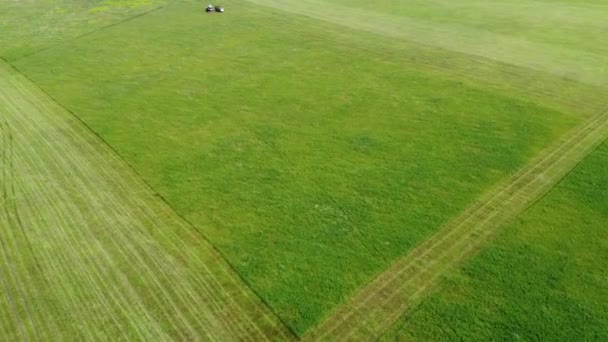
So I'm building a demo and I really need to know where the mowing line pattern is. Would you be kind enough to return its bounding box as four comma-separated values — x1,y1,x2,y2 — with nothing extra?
243,1,607,118
305,105,608,340
0,60,294,340
244,0,608,88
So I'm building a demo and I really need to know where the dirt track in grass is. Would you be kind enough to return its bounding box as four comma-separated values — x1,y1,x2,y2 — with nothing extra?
0,59,295,340
306,104,608,340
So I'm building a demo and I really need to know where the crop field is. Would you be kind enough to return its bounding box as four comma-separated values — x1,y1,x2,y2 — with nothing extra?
384,141,608,340
1,0,607,340
0,58,292,340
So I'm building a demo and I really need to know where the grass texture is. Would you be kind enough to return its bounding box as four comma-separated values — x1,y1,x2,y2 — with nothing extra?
2,0,607,336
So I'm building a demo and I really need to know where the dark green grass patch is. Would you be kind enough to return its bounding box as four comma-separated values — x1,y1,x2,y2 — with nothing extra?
385,142,608,340
15,1,581,334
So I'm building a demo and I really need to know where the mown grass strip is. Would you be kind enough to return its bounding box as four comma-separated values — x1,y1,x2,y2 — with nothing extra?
0,59,295,340
12,1,592,332
306,104,608,340
242,0,608,118
244,0,608,88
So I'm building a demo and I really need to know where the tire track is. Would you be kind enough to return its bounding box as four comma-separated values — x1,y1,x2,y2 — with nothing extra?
0,57,294,339
5,70,288,340
9,109,201,340
12,180,121,340
5,94,153,341
0,229,25,341
306,106,608,340
0,113,73,340
1,113,55,341
4,56,260,342
1,70,160,340
0,107,38,341
2,59,276,342
29,83,296,342
6,58,284,338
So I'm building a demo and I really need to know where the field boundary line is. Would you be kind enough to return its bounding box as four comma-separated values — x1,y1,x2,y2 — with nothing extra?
0,59,297,340
243,2,607,118
8,73,280,339
8,56,298,340
10,5,166,63
305,105,608,340
242,0,608,88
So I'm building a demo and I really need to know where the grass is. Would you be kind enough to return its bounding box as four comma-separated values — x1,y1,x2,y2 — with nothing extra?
306,107,608,340
0,58,292,340
246,0,608,87
384,141,608,340
299,0,608,59
11,0,588,334
0,0,165,61
242,0,608,117
2,0,607,338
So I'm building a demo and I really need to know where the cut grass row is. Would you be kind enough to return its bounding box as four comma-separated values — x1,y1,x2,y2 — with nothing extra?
384,141,608,341
311,0,608,58
244,0,608,88
305,103,608,340
242,2,607,118
0,60,293,340
12,1,585,333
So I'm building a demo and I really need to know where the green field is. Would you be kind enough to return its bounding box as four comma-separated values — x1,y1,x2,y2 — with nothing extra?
1,0,607,339
0,0,166,61
385,141,608,340
0,55,292,340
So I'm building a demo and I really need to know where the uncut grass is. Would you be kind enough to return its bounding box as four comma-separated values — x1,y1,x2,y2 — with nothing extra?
16,1,580,333
0,0,165,61
305,106,608,340
314,0,608,58
243,5,607,118
0,61,292,340
383,142,608,341
245,0,608,88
